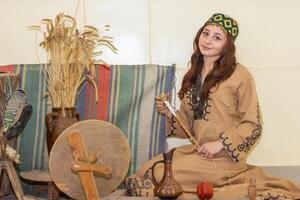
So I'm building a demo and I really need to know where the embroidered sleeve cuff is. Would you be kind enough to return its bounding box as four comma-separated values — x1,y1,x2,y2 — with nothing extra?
236,126,262,154
167,115,176,137
218,132,240,162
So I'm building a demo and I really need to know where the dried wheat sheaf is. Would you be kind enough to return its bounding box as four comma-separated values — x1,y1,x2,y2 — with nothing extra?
29,13,117,108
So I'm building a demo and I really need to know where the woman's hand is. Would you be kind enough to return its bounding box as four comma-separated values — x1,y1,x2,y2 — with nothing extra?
155,93,172,118
198,141,224,159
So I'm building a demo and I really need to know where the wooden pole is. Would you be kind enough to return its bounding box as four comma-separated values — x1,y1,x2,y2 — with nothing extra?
155,93,200,151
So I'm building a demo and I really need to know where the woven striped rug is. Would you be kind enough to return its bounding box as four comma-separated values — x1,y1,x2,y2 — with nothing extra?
0,64,175,175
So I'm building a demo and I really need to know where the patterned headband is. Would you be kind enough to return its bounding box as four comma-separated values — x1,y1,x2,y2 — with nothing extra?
206,13,239,40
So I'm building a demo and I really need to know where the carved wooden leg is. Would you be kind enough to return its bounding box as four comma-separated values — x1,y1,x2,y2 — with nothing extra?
48,182,60,200
0,160,24,200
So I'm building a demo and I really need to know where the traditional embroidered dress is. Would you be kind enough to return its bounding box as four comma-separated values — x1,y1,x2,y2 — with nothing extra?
126,64,300,199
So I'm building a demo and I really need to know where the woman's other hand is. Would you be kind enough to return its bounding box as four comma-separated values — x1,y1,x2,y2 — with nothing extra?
198,141,224,159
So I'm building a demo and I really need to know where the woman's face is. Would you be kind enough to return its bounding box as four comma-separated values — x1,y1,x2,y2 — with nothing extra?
198,24,228,59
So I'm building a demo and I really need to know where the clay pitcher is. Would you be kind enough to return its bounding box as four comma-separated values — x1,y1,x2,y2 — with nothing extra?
45,107,79,153
151,148,183,199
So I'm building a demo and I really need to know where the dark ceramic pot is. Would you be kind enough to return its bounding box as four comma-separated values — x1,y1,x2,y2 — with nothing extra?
45,107,79,153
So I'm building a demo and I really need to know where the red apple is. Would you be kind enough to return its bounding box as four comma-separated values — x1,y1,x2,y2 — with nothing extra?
196,181,214,200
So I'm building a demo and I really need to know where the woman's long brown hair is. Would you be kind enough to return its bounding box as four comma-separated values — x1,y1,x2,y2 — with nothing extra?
178,24,237,101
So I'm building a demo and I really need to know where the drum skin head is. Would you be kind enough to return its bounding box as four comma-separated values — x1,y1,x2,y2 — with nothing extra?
49,120,130,199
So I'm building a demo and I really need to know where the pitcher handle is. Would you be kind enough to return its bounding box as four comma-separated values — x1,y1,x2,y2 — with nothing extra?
151,160,164,187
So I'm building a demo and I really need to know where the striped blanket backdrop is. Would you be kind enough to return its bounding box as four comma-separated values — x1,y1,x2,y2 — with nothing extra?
0,64,175,175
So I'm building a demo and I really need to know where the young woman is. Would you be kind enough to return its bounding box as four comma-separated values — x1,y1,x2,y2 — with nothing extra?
126,13,300,199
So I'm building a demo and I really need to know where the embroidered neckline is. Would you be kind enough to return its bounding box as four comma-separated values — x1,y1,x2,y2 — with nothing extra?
191,76,211,120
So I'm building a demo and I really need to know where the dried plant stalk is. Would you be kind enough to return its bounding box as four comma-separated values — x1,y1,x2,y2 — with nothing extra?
29,13,117,108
